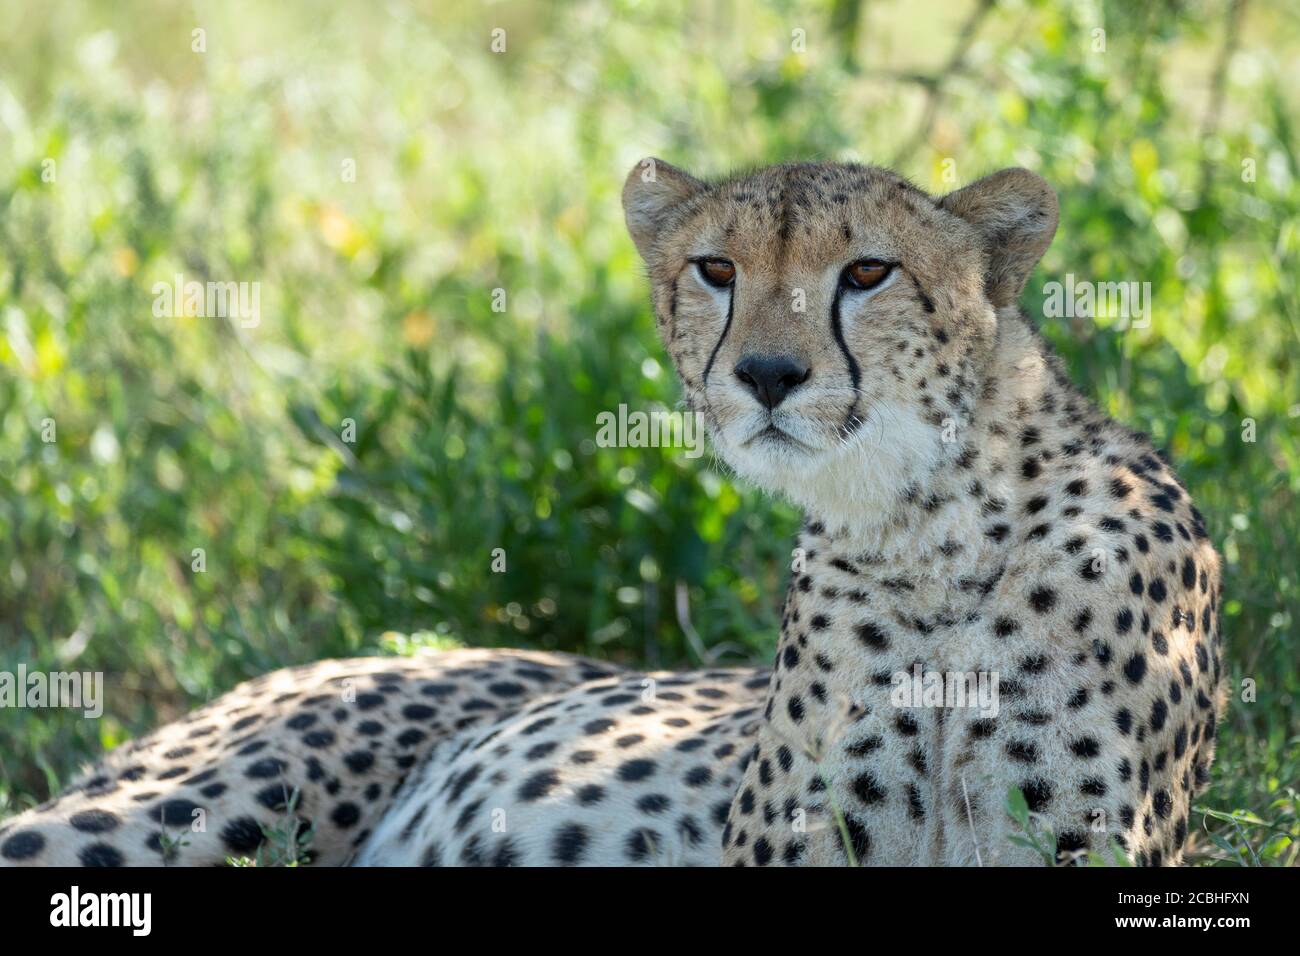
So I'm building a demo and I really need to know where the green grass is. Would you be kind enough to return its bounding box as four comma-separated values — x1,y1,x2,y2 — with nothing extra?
0,0,1296,865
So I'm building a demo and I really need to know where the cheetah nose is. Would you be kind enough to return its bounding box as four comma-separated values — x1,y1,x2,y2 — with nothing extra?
733,355,812,410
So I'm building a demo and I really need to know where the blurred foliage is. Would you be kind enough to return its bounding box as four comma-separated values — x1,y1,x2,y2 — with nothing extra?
0,0,1296,865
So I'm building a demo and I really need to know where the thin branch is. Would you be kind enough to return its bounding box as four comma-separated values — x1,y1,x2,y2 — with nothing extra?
891,0,998,166
1197,0,1249,205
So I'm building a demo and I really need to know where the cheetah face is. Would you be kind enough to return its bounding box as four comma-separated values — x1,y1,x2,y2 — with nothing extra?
623,159,1057,530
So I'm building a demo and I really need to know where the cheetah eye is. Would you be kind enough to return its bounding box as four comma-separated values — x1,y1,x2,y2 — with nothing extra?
842,259,894,291
696,258,736,289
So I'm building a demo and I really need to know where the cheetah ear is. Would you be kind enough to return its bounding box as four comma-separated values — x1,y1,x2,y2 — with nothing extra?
938,168,1059,309
622,157,706,262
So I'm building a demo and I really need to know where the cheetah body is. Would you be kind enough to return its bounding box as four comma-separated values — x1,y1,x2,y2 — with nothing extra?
1,160,1224,867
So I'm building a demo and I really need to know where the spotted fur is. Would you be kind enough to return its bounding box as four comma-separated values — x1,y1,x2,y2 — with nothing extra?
0,651,617,866
1,160,1224,867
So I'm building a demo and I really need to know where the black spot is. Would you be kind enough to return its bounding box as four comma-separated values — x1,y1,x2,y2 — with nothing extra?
738,788,755,814
490,839,519,867
685,766,712,787
1123,653,1147,685
624,827,661,862
344,750,375,774
1081,778,1107,797
78,843,125,867
852,772,885,805
1,830,45,861
553,823,588,865
776,746,794,772
245,757,289,779
1006,740,1039,763
894,714,919,736
1022,779,1053,813
1019,655,1050,675
837,814,871,862
637,794,671,814
1069,737,1100,758
1150,698,1168,732
994,618,1020,637
221,816,265,853
617,759,657,782
1055,830,1088,864
397,728,427,748
1028,587,1057,613
786,695,805,722
154,799,202,826
256,782,293,811
856,621,889,650
518,769,561,801
847,735,883,756
69,810,121,834
331,802,361,829
419,842,443,867
1115,709,1133,735
460,835,486,866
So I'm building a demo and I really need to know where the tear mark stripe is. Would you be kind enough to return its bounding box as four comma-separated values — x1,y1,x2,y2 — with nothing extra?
702,283,735,387
830,288,862,432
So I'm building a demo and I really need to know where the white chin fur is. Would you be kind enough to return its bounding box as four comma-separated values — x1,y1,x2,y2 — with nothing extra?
714,400,943,537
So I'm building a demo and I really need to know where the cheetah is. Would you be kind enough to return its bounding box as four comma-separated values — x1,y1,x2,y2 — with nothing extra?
0,159,1223,867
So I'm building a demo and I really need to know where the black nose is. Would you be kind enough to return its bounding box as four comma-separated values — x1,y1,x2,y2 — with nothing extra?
733,355,812,410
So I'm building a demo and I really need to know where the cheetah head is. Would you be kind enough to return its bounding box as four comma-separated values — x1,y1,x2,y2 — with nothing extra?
622,159,1058,532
